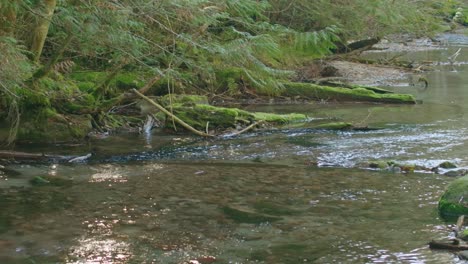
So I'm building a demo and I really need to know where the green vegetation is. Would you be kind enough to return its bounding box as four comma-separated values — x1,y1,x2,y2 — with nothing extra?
439,175,468,217
0,0,461,142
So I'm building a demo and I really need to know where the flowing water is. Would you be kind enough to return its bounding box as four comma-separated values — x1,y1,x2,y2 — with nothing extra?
2,35,468,263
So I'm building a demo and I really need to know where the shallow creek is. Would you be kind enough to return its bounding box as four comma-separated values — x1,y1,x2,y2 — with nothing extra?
2,36,468,263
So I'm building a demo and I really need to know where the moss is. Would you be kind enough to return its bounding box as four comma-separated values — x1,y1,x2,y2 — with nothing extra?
69,71,107,83
169,104,254,130
163,102,308,131
222,206,282,224
77,81,96,93
325,82,394,94
114,72,144,89
159,94,209,107
16,114,91,143
17,89,51,111
282,82,416,104
438,175,468,218
252,112,307,124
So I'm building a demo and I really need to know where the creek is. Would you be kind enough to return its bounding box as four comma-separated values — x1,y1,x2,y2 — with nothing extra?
2,35,468,263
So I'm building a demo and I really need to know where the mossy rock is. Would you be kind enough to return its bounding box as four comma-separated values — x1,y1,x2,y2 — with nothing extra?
222,206,282,224
282,82,416,104
438,175,468,218
438,161,457,169
369,161,390,169
159,94,209,107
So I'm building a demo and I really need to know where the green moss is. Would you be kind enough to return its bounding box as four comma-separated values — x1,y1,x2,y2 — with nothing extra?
222,206,282,224
438,175,468,218
77,81,96,92
252,112,307,124
282,82,416,104
70,71,107,82
159,94,209,107
114,72,144,89
16,114,91,143
169,104,253,130
165,103,308,131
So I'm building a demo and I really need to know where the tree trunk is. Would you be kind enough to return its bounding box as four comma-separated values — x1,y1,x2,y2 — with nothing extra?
32,34,74,80
30,0,57,63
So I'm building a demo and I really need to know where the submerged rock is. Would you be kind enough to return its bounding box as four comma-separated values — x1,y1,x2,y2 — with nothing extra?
438,175,468,218
369,161,389,170
222,206,282,224
444,169,468,177
438,161,458,169
30,175,73,187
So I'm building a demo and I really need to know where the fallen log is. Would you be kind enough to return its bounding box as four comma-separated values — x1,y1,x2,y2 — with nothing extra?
282,82,416,104
429,240,468,250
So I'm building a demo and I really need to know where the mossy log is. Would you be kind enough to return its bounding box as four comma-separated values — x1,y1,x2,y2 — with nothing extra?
320,81,395,94
166,103,307,131
282,82,416,104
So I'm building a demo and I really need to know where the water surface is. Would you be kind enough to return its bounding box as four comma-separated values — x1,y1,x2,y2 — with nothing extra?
1,37,468,263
